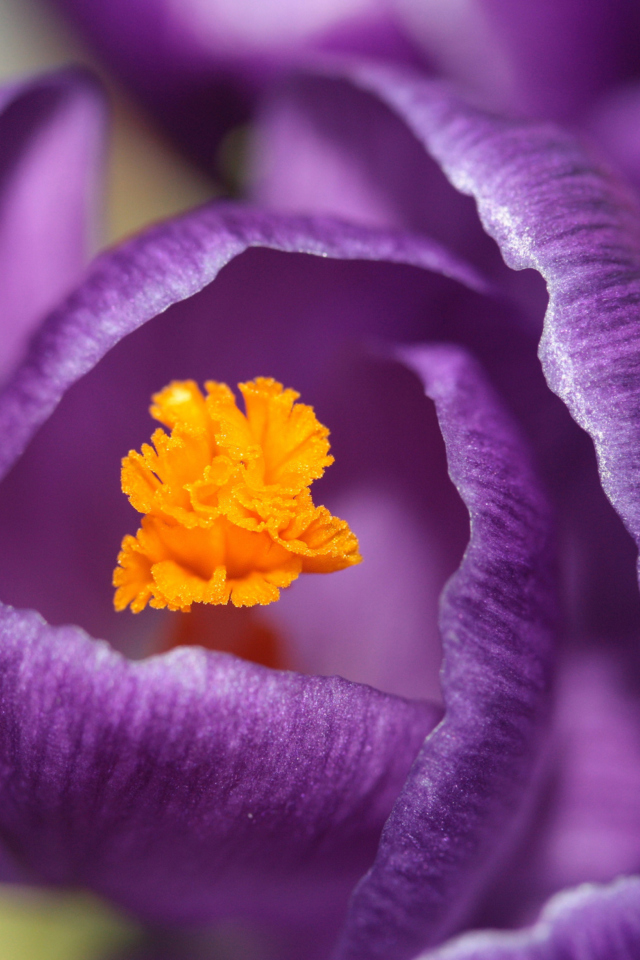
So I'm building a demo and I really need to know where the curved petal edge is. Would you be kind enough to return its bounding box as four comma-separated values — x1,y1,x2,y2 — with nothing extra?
332,61,640,572
424,875,640,960
0,602,441,925
333,344,555,960
0,67,106,385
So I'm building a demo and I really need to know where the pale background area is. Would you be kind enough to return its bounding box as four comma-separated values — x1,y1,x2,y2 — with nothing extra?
0,0,216,244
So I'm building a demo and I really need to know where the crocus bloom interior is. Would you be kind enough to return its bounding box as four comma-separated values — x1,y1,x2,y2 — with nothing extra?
6,50,640,960
0,176,554,960
114,376,360,611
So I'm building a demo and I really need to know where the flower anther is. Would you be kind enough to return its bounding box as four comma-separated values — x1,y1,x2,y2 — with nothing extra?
113,377,361,611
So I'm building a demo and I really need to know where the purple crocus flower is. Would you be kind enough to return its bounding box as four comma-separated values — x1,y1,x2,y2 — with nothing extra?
3,30,640,960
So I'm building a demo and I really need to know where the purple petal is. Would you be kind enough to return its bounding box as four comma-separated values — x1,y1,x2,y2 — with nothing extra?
251,71,558,344
52,0,422,168
588,82,640,191
473,649,640,930
333,63,640,569
333,344,554,960
0,603,439,934
0,68,105,386
393,0,640,121
533,653,640,896
424,875,640,960
251,74,503,282
260,64,640,651
0,198,555,945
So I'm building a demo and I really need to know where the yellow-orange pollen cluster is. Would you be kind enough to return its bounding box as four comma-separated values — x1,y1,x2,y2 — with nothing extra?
113,378,361,611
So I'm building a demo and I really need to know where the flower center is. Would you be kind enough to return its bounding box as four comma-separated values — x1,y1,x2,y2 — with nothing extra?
113,377,361,612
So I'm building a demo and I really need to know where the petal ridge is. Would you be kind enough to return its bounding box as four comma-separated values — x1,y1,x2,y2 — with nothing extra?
333,62,640,571
0,601,440,926
333,344,555,960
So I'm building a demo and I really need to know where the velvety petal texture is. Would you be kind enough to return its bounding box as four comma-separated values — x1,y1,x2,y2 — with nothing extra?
423,876,640,960
334,344,554,960
0,68,105,386
0,603,439,930
253,62,640,665
336,62,640,570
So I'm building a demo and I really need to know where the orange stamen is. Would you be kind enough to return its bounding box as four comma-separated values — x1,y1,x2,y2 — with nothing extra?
113,378,361,611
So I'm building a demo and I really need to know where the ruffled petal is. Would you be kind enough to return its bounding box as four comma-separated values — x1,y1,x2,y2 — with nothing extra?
249,72,640,649
333,344,555,960
263,62,639,658
0,164,560,956
0,602,440,932
422,876,640,960
0,68,106,385
0,204,490,939
333,63,640,570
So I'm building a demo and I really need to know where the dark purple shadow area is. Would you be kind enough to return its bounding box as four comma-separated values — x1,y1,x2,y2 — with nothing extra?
0,85,63,187
55,0,253,172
